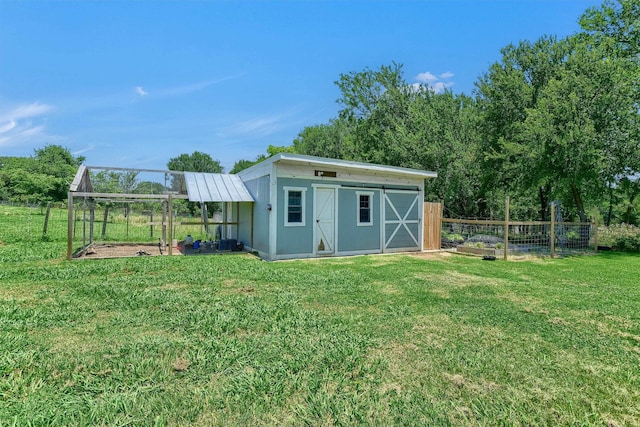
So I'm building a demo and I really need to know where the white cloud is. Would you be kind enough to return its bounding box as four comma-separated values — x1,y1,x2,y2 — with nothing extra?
0,102,53,123
416,72,438,83
0,102,56,148
136,86,149,96
413,71,455,94
0,124,46,147
431,81,455,93
218,106,301,139
224,116,282,137
71,145,96,156
146,74,246,99
0,119,16,134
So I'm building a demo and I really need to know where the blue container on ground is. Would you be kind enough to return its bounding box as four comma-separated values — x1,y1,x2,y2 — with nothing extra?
219,239,237,251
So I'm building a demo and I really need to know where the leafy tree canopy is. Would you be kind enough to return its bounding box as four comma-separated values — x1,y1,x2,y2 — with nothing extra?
230,145,296,173
167,151,223,173
167,151,224,215
0,145,84,203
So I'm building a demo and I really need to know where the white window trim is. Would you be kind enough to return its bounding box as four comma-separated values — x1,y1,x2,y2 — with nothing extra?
356,191,374,227
284,186,307,227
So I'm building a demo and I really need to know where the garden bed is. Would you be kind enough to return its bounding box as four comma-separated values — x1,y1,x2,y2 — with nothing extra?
456,245,496,256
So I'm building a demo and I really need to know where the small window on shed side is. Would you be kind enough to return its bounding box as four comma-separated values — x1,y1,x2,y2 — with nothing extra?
284,186,307,226
356,191,374,226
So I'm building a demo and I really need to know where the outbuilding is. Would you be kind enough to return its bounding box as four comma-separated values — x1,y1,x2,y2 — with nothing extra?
67,154,437,260
236,153,437,260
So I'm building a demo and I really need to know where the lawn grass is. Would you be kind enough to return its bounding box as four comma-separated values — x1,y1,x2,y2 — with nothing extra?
1,206,640,425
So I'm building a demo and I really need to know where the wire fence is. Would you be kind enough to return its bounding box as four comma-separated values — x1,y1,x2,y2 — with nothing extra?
441,219,596,258
4,200,637,259
64,195,245,259
438,198,599,258
1,200,233,244
0,201,68,243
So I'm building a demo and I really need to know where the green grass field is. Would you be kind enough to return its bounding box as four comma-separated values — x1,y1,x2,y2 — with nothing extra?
1,205,640,425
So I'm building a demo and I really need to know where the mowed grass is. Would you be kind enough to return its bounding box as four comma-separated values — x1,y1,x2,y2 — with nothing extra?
1,207,640,425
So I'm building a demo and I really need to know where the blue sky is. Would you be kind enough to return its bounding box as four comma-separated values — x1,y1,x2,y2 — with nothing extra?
0,0,602,172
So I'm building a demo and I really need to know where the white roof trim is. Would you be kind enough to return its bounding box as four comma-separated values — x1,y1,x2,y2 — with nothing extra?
241,153,437,179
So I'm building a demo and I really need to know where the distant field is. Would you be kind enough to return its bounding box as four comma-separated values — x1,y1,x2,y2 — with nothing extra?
0,204,209,250
1,205,639,425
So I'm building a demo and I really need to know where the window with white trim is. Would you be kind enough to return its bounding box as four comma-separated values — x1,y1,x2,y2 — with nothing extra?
284,187,307,226
356,191,374,226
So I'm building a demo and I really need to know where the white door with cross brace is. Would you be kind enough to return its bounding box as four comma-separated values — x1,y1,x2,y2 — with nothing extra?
314,187,336,255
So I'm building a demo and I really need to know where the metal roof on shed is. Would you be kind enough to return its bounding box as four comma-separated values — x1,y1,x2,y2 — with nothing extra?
184,172,254,203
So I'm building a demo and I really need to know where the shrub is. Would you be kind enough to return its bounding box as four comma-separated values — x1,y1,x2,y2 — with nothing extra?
442,233,464,243
613,235,640,252
598,224,640,249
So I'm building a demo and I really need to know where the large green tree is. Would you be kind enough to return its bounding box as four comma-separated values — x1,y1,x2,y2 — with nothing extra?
293,63,485,217
167,151,224,215
230,145,296,173
167,151,223,192
579,0,640,58
292,118,354,160
476,36,571,220
476,3,639,223
522,34,638,222
0,145,84,203
167,151,223,174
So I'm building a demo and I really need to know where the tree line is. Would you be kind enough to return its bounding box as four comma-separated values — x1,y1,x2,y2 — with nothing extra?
1,0,638,224
278,0,638,224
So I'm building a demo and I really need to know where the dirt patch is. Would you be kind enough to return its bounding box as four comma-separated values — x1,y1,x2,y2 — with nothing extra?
74,243,252,259
443,372,499,393
408,251,453,260
155,283,189,291
173,357,190,372
379,282,401,295
75,243,165,259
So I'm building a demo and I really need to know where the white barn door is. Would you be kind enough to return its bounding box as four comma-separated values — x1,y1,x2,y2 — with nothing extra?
314,187,336,255
383,190,421,252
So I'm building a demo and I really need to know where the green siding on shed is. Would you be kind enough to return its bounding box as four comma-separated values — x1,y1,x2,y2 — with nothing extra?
240,175,271,255
337,188,381,252
276,178,314,255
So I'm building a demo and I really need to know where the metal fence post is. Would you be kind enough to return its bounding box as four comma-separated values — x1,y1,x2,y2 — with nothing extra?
43,201,51,237
168,194,173,256
550,203,555,257
102,206,109,238
89,201,95,244
504,196,510,261
593,207,599,253
67,193,74,260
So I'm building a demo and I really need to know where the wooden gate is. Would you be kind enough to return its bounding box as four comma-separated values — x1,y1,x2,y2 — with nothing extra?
423,202,442,250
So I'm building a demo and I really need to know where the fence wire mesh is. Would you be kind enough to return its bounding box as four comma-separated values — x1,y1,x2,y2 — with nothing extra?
0,201,68,243
66,196,238,258
441,219,596,258
2,200,605,260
